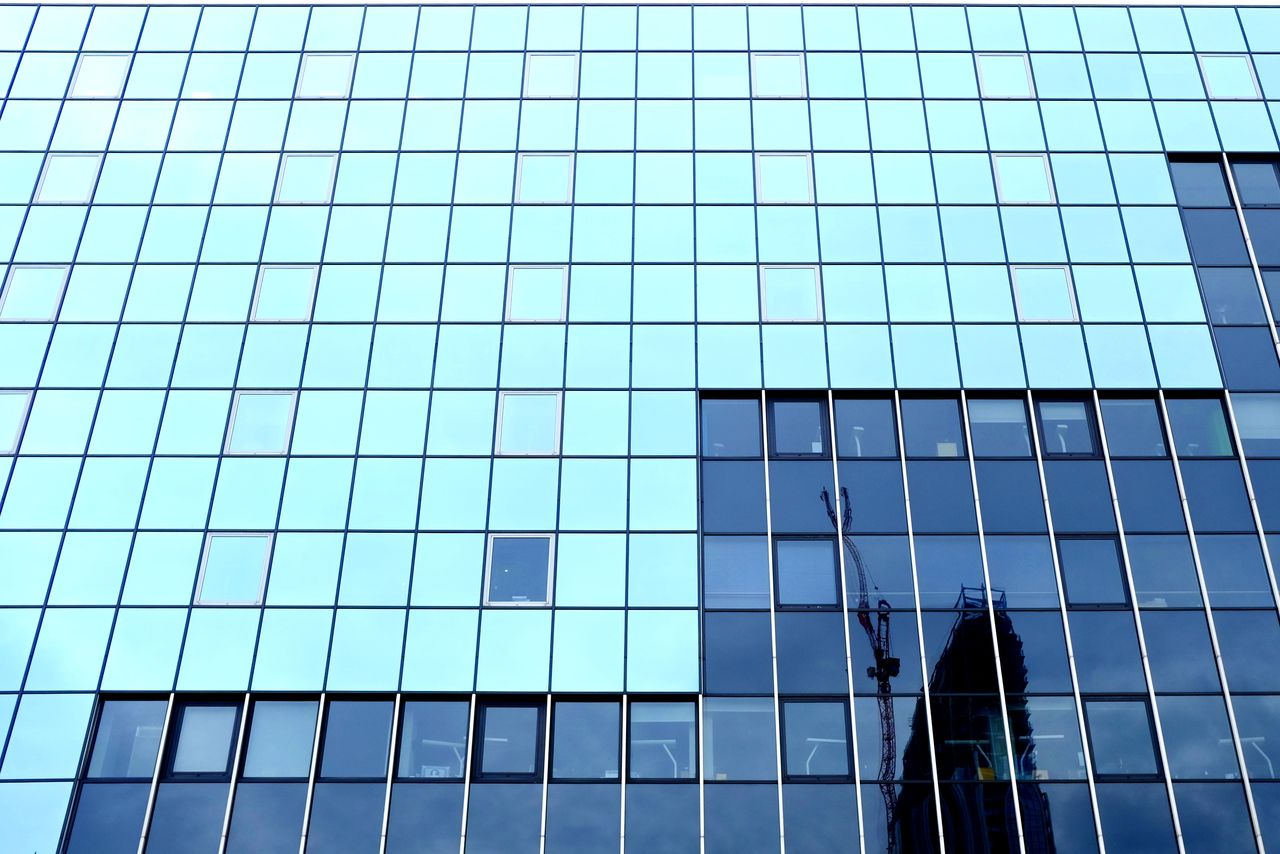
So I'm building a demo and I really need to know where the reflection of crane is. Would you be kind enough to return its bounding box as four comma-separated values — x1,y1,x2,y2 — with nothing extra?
823,486,901,853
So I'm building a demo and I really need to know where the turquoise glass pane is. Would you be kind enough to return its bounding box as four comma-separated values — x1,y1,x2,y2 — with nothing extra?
1201,55,1260,99
978,53,1033,97
994,154,1053,203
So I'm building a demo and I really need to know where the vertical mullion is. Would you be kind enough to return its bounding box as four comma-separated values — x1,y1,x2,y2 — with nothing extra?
619,694,628,852
756,390,787,854
1219,392,1280,624
1221,153,1280,352
298,692,328,853
216,693,254,854
458,694,478,854
378,693,404,854
135,692,176,854
539,694,552,854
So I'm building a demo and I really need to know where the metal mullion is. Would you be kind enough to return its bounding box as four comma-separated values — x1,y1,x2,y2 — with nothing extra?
539,693,552,854
1219,393,1280,616
823,390,867,854
1089,391,1186,854
378,693,404,854
892,391,947,853
297,692,328,854
457,694,478,854
956,391,1026,854
1221,154,1280,352
619,693,628,853
697,694,706,854
1155,391,1265,853
1022,390,1107,852
135,693,176,854
216,693,253,854
757,390,787,854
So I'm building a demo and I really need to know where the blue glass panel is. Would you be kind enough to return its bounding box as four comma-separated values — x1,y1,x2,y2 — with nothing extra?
834,398,897,457
906,461,977,533
320,701,393,779
1068,612,1147,693
1110,460,1186,533
985,535,1058,607
145,782,228,853
1216,327,1280,390
625,785,698,853
551,703,619,780
1180,460,1254,532
703,536,770,610
781,785,858,854
976,461,1048,533
914,535,984,607
838,461,908,533
1170,160,1231,206
1030,784,1099,852
775,612,848,694
999,611,1072,693
66,783,150,854
1043,462,1116,533
1095,783,1176,853
844,535,915,609
1175,783,1255,852
704,612,774,694
1216,610,1280,691
701,461,767,534
465,784,543,854
544,784,619,854
386,784,464,854
1142,611,1221,692
704,785,780,854
226,783,308,854
1126,534,1202,607
305,783,384,854
851,611,923,695
767,461,837,534
1198,534,1275,606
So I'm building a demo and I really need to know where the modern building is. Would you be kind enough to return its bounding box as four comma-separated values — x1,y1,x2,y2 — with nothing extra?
4,2,1280,851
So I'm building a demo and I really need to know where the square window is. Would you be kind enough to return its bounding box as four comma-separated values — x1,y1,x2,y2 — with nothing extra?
497,391,561,455
225,391,296,455
1012,266,1078,322
761,266,822,322
701,397,763,458
1200,54,1261,100
993,154,1055,204
87,700,168,778
704,536,771,609
507,266,568,322
516,153,573,203
485,534,554,606
70,53,129,98
296,53,354,98
166,703,240,776
275,154,336,204
524,53,578,98
977,53,1035,98
629,701,696,780
0,391,31,454
833,398,898,458
475,701,545,779
252,266,317,321
768,397,830,457
1058,537,1127,605
1232,162,1280,206
551,701,621,780
775,538,839,607
781,700,850,779
1037,400,1098,457
397,700,470,780
751,53,806,98
0,265,70,321
756,153,813,203
197,533,270,605
1084,699,1160,778
901,398,966,458
35,153,102,203
968,398,1032,457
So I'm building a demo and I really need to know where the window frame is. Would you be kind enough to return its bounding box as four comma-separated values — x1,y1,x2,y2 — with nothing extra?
760,265,823,322
224,389,298,456
505,264,569,323
0,264,71,322
779,697,854,782
316,695,397,782
1164,393,1237,458
195,532,273,606
1097,396,1170,460
750,51,808,99
626,696,699,782
496,390,563,456
273,153,338,205
833,395,899,460
472,698,548,782
992,152,1056,205
483,532,556,607
162,698,244,782
1198,53,1262,101
975,52,1036,99
523,52,580,99
69,52,131,99
238,695,321,782
295,52,356,99
393,696,473,782
699,394,765,461
1,390,33,454
251,265,319,322
900,394,968,459
1011,265,1079,323
773,535,843,611
754,151,815,204
515,152,575,204
80,695,170,782
766,395,831,460
1082,696,1164,781
34,153,103,205
1056,535,1130,608
549,698,623,782
1035,397,1100,459
965,395,1034,459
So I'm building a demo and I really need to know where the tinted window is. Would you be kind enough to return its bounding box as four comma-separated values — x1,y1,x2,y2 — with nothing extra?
1037,400,1096,456
477,704,543,778
985,535,1058,608
1058,538,1127,605
1199,267,1267,324
901,398,965,458
1234,161,1280,205
1216,327,1280,390
1232,392,1280,456
833,398,897,457
1182,209,1249,265
704,612,774,694
1170,160,1231,207
769,398,828,457
701,398,761,458
1142,611,1221,693
87,700,167,779
976,461,1048,533
243,701,318,779
906,461,977,533
320,701,393,779
914,535,984,607
703,698,777,781
701,461,767,534
1099,399,1167,457
397,701,469,780
551,702,620,780
169,703,239,776
782,701,850,778
1068,611,1147,693
703,536,770,609
775,538,839,607
968,398,1031,457
629,702,696,781
775,612,849,694
1197,534,1275,607
1165,397,1233,457
1086,700,1159,777
838,461,907,533
1126,534,1202,608
486,535,552,604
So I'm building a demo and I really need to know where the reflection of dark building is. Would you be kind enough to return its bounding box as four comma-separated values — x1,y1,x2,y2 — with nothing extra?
895,589,1055,854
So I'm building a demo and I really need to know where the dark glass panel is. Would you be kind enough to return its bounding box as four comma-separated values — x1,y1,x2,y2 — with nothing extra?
243,700,317,779
87,700,167,778
1033,784,1099,852
1165,397,1233,457
775,538,839,607
145,782,229,853
775,612,848,694
930,695,1012,780
768,398,828,458
1009,697,1087,781
921,611,999,692
320,701,393,779
385,783,464,854
1067,611,1146,693
1181,460,1254,532
906,461,977,534
1043,462,1116,533
901,397,965,458
1246,209,1280,266
1094,783,1176,853
625,785,698,853
477,704,543,778
985,535,1058,608
1199,267,1267,324
998,611,1072,694
1110,460,1186,533
1182,209,1249,265
1230,696,1280,780
1250,459,1280,529
1216,326,1280,390
703,698,777,782
968,398,1032,457
975,461,1047,533
703,536,770,609
1059,537,1127,606
1215,610,1280,691
703,612,774,694
226,782,308,854
305,783,384,854
1233,392,1280,456
464,784,541,854
914,535,984,608
168,703,238,776
1085,700,1159,778
837,461,908,533
1196,533,1274,606
1170,159,1231,206
1099,398,1167,457
1158,696,1239,780
700,398,762,458
1126,534,1202,607
628,702,695,781
1175,783,1256,853
1141,611,1220,693
767,460,836,533
397,701,469,780
65,782,151,854
1233,161,1280,205
781,701,850,779
1037,400,1096,456
544,784,619,854
861,780,941,854
937,782,1016,851
1266,269,1280,320
850,609,923,695
704,785,781,854
1258,782,1280,852
551,702,620,780
781,784,859,854
854,696,918,781
844,535,916,609
700,461,767,534
487,536,551,604
833,397,897,458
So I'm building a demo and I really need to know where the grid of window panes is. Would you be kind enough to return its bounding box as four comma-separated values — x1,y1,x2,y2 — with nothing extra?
1,2,1280,852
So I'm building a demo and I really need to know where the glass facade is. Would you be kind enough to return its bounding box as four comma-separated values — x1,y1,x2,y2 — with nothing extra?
3,2,1280,851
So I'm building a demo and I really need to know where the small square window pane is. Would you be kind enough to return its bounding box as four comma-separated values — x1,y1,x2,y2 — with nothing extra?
227,392,295,454
320,701,394,779
243,700,318,778
968,399,1032,457
88,700,167,778
1233,393,1280,456
398,701,469,780
994,154,1054,204
752,53,805,97
1038,401,1097,456
498,392,560,455
776,539,839,606
782,701,849,778
834,398,897,458
1170,161,1231,207
701,398,763,458
296,53,354,97
1233,163,1280,206
479,704,543,777
70,54,129,98
36,154,101,203
704,536,771,609
517,154,573,203
252,266,317,321
276,154,336,204
901,398,965,458
769,398,828,456
1,266,69,320
629,702,696,780
525,53,578,98
552,702,620,780
508,266,567,321
1100,399,1167,457
1165,397,1233,457
762,267,821,321
1200,54,1260,100
1014,267,1077,321
1059,537,1128,605
756,153,812,203
171,705,238,775
1086,699,1159,777
198,534,270,604
978,53,1034,98
486,535,553,605
0,392,30,454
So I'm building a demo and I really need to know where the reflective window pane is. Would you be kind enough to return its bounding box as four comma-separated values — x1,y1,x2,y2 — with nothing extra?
782,701,850,778
319,701,393,779
478,703,543,778
88,700,167,778
1059,538,1127,605
1166,397,1233,457
551,701,620,780
243,700,318,779
629,702,696,781
1233,393,1280,456
486,535,553,605
901,398,965,458
768,398,828,457
1037,400,1097,456
968,398,1031,457
703,535,770,609
397,701,469,780
170,704,239,776
701,398,762,458
1099,399,1167,457
1170,160,1230,207
704,697,777,781
775,538,839,607
833,398,897,458
1086,700,1159,778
